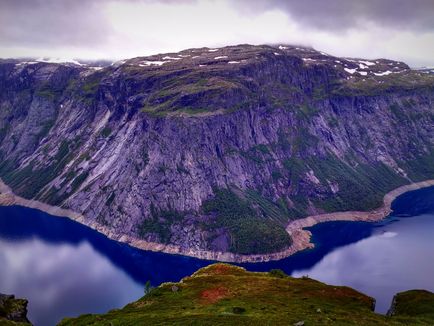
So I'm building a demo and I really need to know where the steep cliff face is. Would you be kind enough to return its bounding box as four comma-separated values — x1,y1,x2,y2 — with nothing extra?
0,44,433,255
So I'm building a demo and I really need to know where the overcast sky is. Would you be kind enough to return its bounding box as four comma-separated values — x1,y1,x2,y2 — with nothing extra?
1,0,434,67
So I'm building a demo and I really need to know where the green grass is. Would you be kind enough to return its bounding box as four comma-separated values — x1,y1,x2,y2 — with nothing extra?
59,263,434,326
139,76,245,116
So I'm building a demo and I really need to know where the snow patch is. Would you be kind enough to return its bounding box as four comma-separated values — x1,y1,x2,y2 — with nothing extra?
228,61,240,64
374,71,392,76
162,56,181,60
278,45,288,50
139,60,167,66
359,63,369,69
344,68,357,74
15,61,38,66
359,60,376,66
208,49,219,52
214,56,228,60
358,71,368,76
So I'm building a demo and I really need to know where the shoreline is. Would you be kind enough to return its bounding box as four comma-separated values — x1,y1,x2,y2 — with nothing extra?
1,178,434,263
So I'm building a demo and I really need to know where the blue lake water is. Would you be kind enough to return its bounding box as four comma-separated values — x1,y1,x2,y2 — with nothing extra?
0,186,434,325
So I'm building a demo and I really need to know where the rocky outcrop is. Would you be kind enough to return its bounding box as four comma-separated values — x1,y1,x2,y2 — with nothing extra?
0,44,433,257
387,289,434,319
0,293,31,325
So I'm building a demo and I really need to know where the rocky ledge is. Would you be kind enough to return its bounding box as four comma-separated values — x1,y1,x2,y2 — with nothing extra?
0,293,31,325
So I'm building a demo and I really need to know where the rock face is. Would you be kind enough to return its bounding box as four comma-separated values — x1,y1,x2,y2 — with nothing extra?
0,293,31,325
0,44,433,255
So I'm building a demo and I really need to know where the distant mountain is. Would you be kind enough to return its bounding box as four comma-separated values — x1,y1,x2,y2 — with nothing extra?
0,44,433,258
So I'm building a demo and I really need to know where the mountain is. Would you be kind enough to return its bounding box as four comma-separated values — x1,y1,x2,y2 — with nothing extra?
0,44,433,258
59,263,434,325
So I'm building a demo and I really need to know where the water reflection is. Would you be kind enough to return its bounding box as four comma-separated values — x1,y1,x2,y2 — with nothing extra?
0,186,433,325
0,239,142,326
0,206,210,326
291,214,434,313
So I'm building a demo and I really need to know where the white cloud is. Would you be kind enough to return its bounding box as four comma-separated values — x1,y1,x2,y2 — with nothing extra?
0,0,433,67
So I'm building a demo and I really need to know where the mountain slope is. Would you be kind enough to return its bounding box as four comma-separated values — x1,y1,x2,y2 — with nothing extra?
0,44,433,257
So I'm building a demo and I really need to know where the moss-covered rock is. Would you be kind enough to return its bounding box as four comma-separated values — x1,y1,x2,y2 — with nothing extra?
388,290,434,324
0,293,31,325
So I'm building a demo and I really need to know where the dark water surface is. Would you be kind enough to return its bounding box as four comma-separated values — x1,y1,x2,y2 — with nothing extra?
1,186,433,325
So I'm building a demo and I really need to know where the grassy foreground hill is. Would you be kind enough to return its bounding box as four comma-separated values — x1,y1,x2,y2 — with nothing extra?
59,264,434,325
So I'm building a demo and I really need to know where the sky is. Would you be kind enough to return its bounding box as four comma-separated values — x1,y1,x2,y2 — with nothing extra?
1,0,434,67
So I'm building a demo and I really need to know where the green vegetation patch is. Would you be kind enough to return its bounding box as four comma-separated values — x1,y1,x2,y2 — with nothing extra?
307,154,407,212
202,189,291,254
0,294,31,325
390,290,434,319
398,149,434,182
138,205,185,243
0,139,80,200
100,127,112,138
332,71,434,97
35,82,64,100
